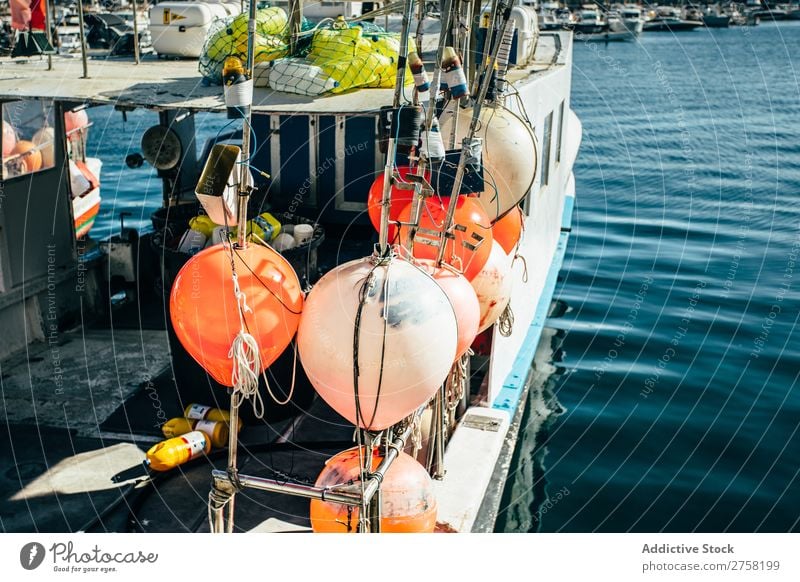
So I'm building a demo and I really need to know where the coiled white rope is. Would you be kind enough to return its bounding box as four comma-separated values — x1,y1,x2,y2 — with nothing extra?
228,271,266,419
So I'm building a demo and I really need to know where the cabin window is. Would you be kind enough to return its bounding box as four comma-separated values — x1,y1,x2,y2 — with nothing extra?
541,110,553,188
556,100,565,164
2,100,56,180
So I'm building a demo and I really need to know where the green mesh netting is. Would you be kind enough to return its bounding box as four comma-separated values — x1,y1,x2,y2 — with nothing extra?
200,14,413,96
199,7,293,85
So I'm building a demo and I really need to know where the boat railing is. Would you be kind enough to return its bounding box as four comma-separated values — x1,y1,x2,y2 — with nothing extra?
209,409,420,533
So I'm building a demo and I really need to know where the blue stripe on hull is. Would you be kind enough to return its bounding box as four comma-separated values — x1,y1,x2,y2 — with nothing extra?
491,195,575,415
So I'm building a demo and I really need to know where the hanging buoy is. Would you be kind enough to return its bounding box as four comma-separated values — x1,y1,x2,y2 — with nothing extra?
420,117,445,161
310,447,437,533
297,256,457,430
2,122,17,157
32,127,55,168
397,195,493,282
442,46,468,99
11,141,42,173
492,205,524,254
415,259,479,359
470,240,514,332
408,51,430,93
366,166,429,243
439,105,537,222
169,243,304,387
64,109,89,135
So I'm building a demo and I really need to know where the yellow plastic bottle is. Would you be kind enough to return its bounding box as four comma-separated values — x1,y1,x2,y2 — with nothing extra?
184,403,244,432
161,417,230,449
146,431,211,472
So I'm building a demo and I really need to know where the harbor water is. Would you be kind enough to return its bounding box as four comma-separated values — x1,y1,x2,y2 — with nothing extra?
497,22,800,532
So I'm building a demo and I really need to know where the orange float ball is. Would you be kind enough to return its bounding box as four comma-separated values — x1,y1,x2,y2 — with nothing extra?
2,122,16,157
367,166,429,243
415,259,480,359
398,195,493,282
310,447,437,533
12,141,42,173
492,205,524,254
169,243,304,387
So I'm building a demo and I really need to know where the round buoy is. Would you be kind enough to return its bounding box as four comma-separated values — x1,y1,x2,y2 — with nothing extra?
297,256,457,430
32,127,55,168
415,259,479,359
492,205,524,254
2,122,17,157
169,243,304,387
367,166,429,243
64,109,89,135
397,195,493,282
11,141,42,173
439,105,537,222
471,241,514,333
310,447,437,533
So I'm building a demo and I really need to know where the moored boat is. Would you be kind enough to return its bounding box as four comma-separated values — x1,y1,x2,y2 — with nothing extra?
643,6,704,31
0,0,581,533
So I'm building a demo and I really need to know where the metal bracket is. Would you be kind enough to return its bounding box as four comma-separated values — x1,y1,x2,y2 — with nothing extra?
462,414,502,432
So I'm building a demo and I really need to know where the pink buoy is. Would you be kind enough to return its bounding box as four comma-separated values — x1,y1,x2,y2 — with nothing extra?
64,109,89,136
310,447,437,533
297,256,458,430
2,122,17,157
415,259,479,359
470,241,514,333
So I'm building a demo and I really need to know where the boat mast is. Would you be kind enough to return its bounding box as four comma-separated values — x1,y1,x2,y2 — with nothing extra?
288,0,303,54
377,0,416,255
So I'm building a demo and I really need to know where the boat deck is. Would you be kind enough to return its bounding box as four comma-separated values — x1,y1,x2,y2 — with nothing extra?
0,32,568,113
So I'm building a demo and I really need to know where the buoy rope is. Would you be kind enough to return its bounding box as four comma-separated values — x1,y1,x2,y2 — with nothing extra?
231,245,304,315
513,251,529,283
498,301,514,338
352,262,388,432
258,340,297,406
227,270,266,418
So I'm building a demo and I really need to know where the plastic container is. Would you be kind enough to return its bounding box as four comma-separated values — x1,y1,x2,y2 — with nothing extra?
145,431,211,471
161,417,230,448
272,232,296,252
293,223,314,246
150,2,241,58
177,229,207,255
184,403,244,432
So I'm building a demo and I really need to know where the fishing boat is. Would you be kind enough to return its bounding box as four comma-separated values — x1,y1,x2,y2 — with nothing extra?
643,6,704,31
702,6,732,27
570,4,607,34
617,4,646,36
0,0,581,533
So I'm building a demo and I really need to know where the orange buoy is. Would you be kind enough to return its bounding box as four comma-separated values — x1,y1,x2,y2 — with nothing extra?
398,195,493,282
2,122,16,157
310,447,437,533
415,259,479,359
367,166,429,243
11,141,42,173
169,243,304,387
492,205,524,254
297,256,457,430
471,240,514,333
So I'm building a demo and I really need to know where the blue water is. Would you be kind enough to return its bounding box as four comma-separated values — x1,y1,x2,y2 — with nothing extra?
496,22,800,533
